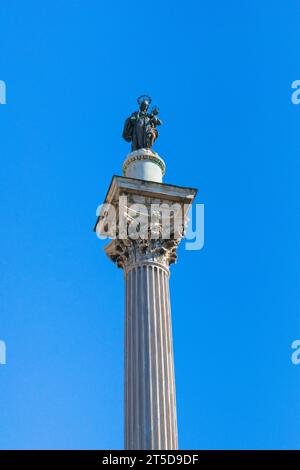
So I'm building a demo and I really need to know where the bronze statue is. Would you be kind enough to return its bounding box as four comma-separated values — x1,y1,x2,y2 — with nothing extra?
122,95,162,151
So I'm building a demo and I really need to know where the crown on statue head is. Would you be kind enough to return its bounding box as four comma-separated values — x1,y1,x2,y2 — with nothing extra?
137,94,152,105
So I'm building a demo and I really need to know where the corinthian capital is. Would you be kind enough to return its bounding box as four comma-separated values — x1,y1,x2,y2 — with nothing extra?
105,235,183,272
94,176,197,272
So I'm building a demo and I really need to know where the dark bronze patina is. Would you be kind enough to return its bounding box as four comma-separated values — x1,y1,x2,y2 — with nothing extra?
122,95,162,151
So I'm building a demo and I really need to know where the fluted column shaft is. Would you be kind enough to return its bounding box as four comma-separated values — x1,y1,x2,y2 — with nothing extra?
124,263,178,450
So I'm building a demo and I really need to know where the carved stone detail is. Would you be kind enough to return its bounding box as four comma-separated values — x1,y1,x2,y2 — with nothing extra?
122,149,166,177
105,236,182,271
101,189,189,271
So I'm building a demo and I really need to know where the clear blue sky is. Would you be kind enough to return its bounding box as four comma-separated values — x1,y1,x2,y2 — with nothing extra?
1,0,300,450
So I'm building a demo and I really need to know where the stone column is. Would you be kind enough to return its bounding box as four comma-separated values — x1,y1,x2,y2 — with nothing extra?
123,248,178,450
95,153,197,450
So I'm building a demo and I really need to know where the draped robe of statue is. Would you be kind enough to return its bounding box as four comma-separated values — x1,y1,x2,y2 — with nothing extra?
122,111,158,151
